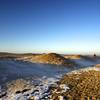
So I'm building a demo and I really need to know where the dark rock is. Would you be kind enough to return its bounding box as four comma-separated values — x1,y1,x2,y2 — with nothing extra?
15,91,21,94
0,92,7,98
22,89,30,93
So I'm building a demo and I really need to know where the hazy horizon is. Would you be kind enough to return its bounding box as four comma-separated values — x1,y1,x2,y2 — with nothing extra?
0,0,100,54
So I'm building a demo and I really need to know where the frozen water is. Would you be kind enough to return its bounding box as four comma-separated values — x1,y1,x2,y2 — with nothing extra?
0,57,100,100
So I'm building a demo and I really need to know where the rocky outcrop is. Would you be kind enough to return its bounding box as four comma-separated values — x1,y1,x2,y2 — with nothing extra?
31,53,77,67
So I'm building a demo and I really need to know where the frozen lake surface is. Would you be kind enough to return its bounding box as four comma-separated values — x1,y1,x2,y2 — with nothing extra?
0,59,72,85
0,58,100,100
0,57,100,85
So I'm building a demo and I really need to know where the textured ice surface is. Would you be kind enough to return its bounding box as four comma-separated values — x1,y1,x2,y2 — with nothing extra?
0,58,100,100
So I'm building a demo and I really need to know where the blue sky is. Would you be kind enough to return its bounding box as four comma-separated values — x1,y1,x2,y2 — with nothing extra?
0,0,100,54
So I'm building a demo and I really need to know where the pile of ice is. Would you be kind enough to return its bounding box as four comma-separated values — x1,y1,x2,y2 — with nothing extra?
65,65,100,75
0,76,60,100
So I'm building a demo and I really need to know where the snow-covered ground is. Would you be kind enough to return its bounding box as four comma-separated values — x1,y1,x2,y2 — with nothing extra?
0,58,100,100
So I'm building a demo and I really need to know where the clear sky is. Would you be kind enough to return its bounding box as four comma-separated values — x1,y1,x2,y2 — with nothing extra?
0,0,100,54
